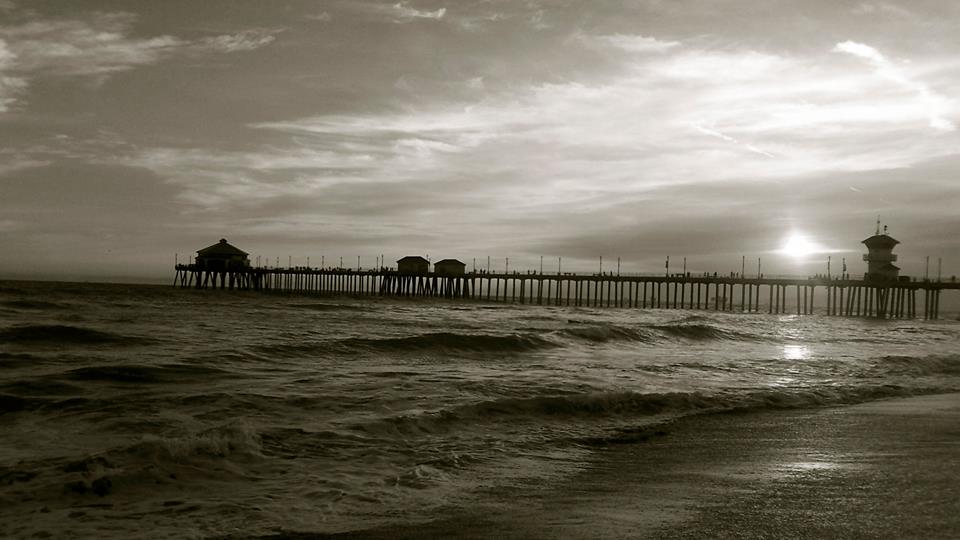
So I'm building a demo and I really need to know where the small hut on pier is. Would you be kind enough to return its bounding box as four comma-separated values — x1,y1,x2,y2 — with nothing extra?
434,259,466,276
397,256,430,274
196,238,250,271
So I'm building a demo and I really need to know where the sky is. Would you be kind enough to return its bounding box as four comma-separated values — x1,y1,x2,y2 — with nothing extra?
1,0,959,282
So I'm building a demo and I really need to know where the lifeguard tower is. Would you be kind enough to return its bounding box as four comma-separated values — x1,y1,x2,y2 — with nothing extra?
862,220,900,281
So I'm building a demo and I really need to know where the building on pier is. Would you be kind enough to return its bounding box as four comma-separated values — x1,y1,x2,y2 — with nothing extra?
397,255,430,274
434,259,466,276
862,223,900,281
195,238,249,271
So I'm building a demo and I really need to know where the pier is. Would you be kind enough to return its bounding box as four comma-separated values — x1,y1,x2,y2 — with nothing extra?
173,263,957,320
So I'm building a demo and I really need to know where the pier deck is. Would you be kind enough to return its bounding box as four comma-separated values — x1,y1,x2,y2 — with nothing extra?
174,264,958,319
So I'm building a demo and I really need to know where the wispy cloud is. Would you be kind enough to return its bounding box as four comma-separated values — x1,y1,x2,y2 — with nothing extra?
198,29,279,53
392,2,446,22
692,124,775,158
0,39,26,112
591,34,680,54
833,40,955,131
851,2,913,18
0,11,279,112
128,38,957,225
0,13,184,76
306,12,332,22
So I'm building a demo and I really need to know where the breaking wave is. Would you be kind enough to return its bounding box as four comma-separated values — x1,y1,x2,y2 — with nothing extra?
347,383,948,441
647,323,759,341
556,325,656,343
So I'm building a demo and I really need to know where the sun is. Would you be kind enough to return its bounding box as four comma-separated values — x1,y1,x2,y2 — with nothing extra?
781,233,819,258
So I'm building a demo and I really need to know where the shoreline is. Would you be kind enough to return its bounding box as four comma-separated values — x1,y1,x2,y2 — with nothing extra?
267,392,960,539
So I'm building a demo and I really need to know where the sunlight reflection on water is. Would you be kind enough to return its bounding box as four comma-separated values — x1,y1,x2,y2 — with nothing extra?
782,344,811,361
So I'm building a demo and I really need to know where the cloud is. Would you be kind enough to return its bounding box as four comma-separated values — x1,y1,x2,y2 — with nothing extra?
833,40,955,131
198,29,278,53
692,124,775,158
229,41,960,223
0,13,184,76
112,37,956,239
392,3,446,22
591,34,680,54
851,2,912,18
0,39,26,112
0,12,280,112
306,12,332,22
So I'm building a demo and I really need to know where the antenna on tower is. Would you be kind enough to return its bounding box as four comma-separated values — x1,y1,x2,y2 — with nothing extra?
875,216,881,235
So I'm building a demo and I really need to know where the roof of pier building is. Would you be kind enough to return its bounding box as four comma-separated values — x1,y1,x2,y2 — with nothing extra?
434,259,465,268
197,238,248,258
397,256,429,264
862,234,899,250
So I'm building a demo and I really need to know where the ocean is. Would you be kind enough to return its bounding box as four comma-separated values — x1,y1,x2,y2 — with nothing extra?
1,280,959,538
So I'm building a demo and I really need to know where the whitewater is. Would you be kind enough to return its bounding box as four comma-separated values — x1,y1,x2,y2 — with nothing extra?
1,280,959,538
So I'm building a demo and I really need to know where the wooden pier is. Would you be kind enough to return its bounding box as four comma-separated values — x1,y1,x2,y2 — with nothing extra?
174,264,957,320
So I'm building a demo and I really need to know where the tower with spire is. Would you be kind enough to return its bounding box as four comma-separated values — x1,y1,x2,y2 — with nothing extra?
862,218,900,281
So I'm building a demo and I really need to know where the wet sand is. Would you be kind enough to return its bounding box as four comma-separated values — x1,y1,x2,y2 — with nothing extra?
272,393,960,539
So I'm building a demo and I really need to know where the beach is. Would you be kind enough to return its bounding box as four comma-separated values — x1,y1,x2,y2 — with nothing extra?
303,393,960,540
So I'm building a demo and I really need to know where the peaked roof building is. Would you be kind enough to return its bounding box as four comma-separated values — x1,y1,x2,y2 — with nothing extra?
197,238,248,257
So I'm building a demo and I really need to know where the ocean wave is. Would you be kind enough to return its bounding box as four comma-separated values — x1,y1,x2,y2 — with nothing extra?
64,363,232,384
127,423,264,462
0,324,150,346
554,322,759,344
876,354,960,376
0,394,43,414
1,299,69,310
252,332,557,356
556,325,656,343
0,351,38,367
647,323,758,341
289,302,365,312
0,379,84,397
350,384,944,441
343,332,556,353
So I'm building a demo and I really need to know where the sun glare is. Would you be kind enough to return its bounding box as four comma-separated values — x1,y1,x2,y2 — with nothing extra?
781,233,819,258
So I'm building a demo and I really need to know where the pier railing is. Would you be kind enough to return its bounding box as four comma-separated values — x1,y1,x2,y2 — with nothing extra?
173,264,957,320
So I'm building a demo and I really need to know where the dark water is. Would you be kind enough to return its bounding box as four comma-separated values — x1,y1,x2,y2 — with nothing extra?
1,281,958,538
